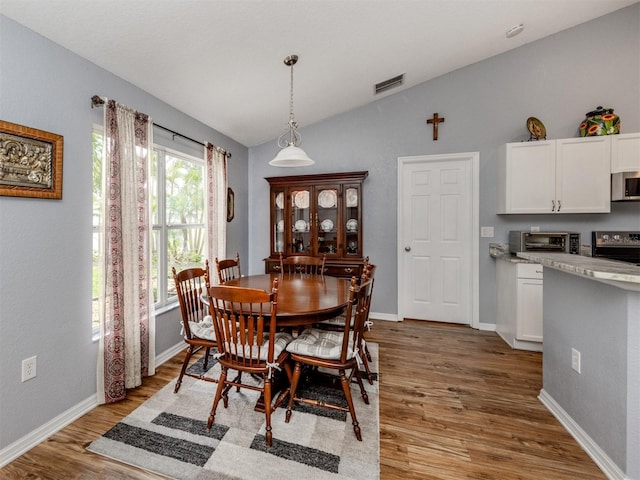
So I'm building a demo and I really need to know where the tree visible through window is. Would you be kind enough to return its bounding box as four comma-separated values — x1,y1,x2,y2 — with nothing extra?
92,129,206,336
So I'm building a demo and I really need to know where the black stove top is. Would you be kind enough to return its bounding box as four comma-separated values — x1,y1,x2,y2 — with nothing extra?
592,231,640,265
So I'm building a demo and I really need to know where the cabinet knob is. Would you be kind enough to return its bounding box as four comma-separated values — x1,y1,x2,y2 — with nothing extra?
273,265,281,271
404,245,411,252
344,267,353,273
557,200,561,212
551,200,556,212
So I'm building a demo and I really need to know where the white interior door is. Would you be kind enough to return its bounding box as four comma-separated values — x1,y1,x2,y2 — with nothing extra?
398,153,478,325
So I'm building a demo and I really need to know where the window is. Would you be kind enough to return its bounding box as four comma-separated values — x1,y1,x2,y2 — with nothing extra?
92,128,206,335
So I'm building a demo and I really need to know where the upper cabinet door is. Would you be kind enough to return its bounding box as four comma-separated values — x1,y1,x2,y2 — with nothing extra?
611,132,640,173
498,141,556,214
556,136,610,213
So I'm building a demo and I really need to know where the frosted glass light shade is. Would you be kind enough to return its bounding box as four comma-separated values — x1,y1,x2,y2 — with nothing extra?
269,145,315,167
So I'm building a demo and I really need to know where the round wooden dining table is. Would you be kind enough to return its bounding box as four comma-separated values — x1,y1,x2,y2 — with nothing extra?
222,273,352,327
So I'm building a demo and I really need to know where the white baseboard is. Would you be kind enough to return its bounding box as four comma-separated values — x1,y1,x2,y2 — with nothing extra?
538,389,628,480
0,342,186,468
369,312,399,322
477,321,497,332
156,341,185,365
0,394,97,468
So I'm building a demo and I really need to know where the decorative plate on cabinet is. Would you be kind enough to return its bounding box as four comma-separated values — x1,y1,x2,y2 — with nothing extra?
346,219,358,232
346,188,358,207
275,192,284,209
294,191,309,209
294,219,308,232
277,220,284,232
320,219,334,232
318,189,337,208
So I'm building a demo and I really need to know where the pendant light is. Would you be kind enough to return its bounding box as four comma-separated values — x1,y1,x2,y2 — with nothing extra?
269,54,314,167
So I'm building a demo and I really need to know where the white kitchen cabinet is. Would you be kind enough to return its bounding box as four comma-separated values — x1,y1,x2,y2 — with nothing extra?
498,136,611,214
496,261,543,351
611,132,640,173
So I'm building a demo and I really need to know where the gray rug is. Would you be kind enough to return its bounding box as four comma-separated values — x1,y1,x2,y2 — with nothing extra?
87,344,379,480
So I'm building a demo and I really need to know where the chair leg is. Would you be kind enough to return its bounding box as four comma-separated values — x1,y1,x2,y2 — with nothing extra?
339,370,362,441
207,366,228,429
264,374,273,447
285,362,303,423
352,365,369,405
360,349,374,385
364,341,372,362
174,345,194,394
203,346,211,370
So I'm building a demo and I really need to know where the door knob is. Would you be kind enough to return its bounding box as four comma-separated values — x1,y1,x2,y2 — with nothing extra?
404,246,411,252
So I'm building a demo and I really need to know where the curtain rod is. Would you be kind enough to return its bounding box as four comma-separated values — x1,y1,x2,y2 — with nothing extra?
91,95,231,158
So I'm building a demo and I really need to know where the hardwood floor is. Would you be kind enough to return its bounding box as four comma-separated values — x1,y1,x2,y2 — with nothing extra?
1,320,606,479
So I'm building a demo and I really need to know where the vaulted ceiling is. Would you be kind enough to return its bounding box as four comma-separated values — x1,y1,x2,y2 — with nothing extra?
1,0,636,146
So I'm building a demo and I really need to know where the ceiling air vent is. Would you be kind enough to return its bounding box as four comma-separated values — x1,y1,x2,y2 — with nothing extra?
374,73,404,95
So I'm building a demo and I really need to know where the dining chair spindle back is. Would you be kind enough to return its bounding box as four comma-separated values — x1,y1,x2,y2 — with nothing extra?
279,252,326,275
172,260,217,393
206,279,293,447
285,277,373,441
215,252,241,284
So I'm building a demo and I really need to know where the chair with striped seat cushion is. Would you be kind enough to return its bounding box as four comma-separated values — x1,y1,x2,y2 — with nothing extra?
316,263,376,384
206,278,293,447
172,261,217,393
285,277,373,442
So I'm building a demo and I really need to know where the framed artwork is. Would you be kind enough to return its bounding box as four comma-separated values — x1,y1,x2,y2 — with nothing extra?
227,187,234,222
0,120,63,199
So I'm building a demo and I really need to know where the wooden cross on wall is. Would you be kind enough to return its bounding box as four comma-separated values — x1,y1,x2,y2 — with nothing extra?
426,112,445,140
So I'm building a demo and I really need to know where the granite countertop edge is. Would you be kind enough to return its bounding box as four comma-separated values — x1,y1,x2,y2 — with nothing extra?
516,251,640,285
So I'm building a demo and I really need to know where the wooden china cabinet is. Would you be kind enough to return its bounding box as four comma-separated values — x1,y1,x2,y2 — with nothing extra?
264,171,368,278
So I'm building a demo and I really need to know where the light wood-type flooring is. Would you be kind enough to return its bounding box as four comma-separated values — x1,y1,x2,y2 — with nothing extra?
1,320,606,479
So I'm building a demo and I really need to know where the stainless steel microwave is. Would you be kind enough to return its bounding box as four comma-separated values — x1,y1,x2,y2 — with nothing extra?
509,231,581,255
612,171,640,201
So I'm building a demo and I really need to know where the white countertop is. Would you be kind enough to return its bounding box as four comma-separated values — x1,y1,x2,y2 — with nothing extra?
516,252,640,291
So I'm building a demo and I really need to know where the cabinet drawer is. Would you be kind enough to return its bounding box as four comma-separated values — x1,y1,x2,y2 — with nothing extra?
323,263,362,278
517,263,543,279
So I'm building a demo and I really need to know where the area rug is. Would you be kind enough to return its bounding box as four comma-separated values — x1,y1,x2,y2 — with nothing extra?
87,344,379,480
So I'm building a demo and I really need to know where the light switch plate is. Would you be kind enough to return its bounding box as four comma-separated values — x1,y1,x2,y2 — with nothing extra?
480,226,494,238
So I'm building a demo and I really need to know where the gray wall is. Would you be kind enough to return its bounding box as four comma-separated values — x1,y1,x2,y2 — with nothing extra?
0,16,248,451
248,4,640,322
543,268,640,477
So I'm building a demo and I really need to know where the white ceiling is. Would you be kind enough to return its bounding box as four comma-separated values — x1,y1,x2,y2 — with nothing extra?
1,0,636,147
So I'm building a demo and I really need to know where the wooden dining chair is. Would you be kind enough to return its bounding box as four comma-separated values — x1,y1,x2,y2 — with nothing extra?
215,252,241,284
172,260,217,393
315,263,377,384
285,277,373,441
206,279,294,447
279,252,326,275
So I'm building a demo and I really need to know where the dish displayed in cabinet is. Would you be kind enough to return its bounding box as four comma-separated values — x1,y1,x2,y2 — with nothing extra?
294,219,308,232
318,189,337,208
275,192,284,209
346,218,358,232
294,191,309,209
320,219,334,232
346,188,358,207
277,220,284,232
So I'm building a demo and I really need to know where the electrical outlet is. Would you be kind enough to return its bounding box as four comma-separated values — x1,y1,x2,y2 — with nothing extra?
22,356,37,382
530,226,540,232
480,226,494,238
571,348,581,374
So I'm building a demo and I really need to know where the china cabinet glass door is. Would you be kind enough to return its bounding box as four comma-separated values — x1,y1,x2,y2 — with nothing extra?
344,185,360,257
290,188,311,254
316,187,339,256
273,189,286,254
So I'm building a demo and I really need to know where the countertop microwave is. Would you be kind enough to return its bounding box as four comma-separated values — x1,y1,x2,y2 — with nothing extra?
612,171,640,201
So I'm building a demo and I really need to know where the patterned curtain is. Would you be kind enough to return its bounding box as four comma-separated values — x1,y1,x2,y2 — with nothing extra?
97,100,156,404
206,143,228,277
